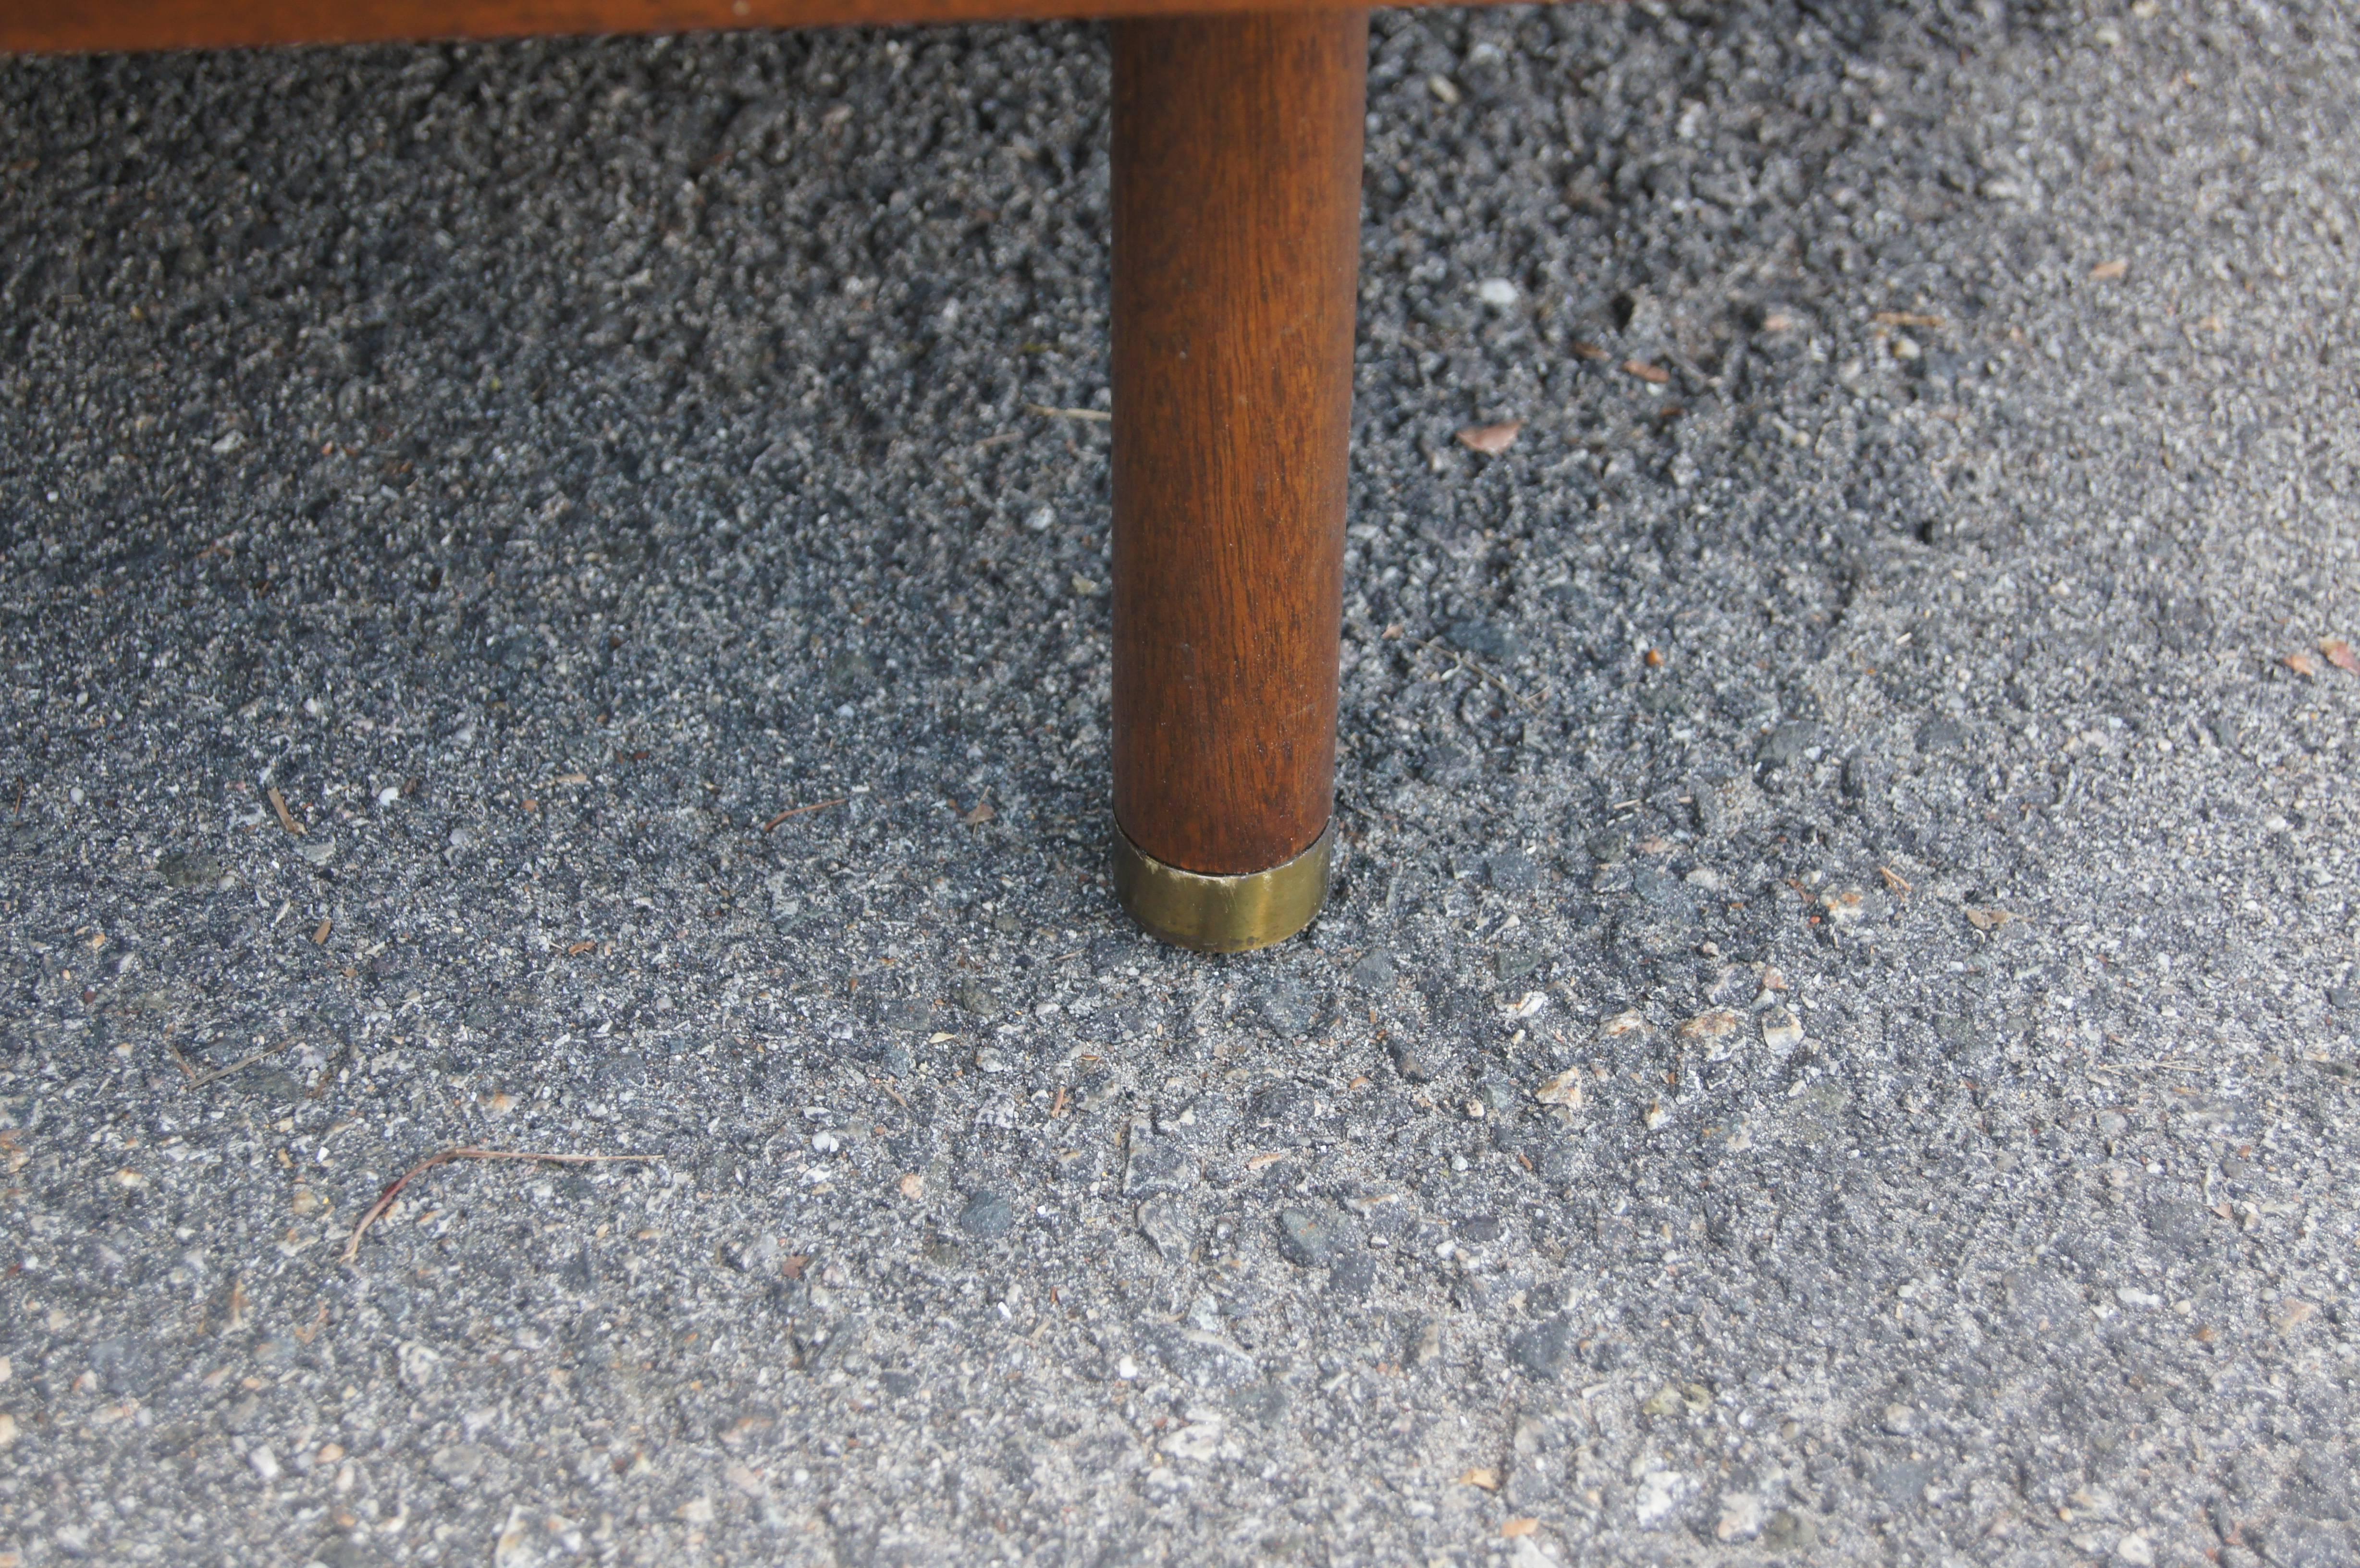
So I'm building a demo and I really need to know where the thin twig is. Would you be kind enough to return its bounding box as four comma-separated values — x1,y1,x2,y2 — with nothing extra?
178,1037,298,1089
266,785,306,837
762,797,848,833
343,1147,657,1263
1026,404,1110,422
1421,639,1540,711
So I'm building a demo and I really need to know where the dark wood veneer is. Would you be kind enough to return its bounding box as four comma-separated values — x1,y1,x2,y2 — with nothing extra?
1109,11,1365,875
4,0,1414,53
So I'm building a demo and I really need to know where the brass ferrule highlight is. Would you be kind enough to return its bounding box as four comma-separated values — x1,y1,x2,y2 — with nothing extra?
1110,818,1334,953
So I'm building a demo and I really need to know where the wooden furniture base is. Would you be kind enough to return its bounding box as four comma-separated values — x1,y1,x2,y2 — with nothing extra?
2,0,1385,52
7,4,1383,954
1110,11,1365,950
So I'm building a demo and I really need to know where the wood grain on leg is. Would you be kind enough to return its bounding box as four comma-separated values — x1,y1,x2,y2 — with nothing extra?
1110,9,1365,890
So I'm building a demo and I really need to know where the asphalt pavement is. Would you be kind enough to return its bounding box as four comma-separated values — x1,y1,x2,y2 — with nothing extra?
1,0,2356,1563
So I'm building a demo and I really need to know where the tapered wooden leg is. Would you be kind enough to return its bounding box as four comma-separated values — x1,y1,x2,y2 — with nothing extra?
1108,9,1367,953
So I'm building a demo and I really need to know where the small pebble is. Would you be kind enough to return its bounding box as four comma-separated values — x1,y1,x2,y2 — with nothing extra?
1757,721,1819,766
1760,1007,1805,1050
1820,888,1868,926
1677,1008,1745,1057
1533,1068,1585,1110
1251,978,1319,1037
157,849,222,888
1137,1197,1198,1262
430,1443,486,1483
1328,1250,1378,1298
1418,743,1476,784
1484,848,1538,892
1508,1316,1573,1379
1274,1205,1346,1267
1632,864,1691,912
1917,714,1965,752
1491,945,1540,981
1247,1081,1309,1125
1389,1039,1441,1084
875,997,932,1034
1595,1011,1651,1043
1841,753,1888,799
958,1190,1015,1238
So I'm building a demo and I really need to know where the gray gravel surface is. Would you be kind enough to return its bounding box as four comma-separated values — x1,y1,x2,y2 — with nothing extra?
3,1,2358,1563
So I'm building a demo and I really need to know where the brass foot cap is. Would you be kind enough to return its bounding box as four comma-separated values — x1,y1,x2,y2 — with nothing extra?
1111,819,1335,954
